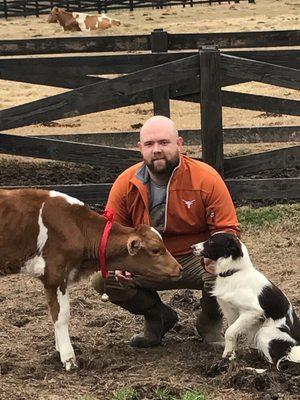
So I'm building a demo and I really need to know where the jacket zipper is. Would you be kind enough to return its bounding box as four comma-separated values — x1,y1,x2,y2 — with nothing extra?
163,159,181,233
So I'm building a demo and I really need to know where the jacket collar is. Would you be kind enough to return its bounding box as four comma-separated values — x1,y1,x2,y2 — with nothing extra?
134,154,184,185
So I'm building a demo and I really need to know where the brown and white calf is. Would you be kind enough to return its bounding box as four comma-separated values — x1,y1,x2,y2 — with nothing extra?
0,189,181,371
48,6,121,32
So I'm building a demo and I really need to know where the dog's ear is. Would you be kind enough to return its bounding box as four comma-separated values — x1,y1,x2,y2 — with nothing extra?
226,236,243,259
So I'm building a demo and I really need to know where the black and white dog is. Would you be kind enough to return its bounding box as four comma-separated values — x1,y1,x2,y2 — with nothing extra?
192,233,300,371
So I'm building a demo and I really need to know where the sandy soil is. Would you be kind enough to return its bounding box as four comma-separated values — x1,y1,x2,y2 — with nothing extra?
0,1,300,399
0,0,299,139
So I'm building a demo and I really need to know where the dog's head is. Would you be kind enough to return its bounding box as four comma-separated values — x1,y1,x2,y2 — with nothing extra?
191,232,243,274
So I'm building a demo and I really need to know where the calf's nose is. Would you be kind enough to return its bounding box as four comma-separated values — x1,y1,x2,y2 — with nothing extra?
168,261,183,278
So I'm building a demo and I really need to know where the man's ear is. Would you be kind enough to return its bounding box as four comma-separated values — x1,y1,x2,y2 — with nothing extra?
226,237,243,259
178,136,184,151
127,237,142,256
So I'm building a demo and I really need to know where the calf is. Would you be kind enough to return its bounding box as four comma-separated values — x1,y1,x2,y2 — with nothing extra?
48,7,121,32
0,189,181,371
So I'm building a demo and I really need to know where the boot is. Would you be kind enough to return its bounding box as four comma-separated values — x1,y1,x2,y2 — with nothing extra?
91,273,178,348
196,291,224,345
130,300,178,348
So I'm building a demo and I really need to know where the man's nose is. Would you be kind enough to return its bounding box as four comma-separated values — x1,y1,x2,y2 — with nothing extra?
152,143,162,153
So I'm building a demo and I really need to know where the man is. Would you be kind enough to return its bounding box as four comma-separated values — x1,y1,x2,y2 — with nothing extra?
92,115,240,347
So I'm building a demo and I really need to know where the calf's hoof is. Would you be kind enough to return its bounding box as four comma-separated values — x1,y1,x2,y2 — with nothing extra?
63,358,78,372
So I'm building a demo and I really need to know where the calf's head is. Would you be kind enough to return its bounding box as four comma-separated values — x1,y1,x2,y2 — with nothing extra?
122,225,181,281
192,232,243,274
48,7,64,23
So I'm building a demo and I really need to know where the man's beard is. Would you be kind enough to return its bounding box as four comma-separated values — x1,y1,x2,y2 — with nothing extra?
145,154,180,176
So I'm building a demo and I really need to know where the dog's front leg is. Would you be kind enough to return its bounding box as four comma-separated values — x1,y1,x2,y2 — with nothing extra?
223,313,259,360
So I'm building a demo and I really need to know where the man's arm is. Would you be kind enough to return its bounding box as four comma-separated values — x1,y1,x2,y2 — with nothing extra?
204,174,240,237
106,176,132,227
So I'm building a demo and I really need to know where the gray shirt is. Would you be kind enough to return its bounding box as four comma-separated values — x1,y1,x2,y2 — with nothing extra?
148,179,167,233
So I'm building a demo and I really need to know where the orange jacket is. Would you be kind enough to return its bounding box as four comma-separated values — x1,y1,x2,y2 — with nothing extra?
107,155,240,256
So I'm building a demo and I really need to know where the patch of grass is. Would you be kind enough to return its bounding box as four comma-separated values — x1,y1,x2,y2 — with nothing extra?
154,387,174,400
78,396,98,400
110,387,138,400
181,391,208,400
154,388,209,400
237,203,300,229
225,149,251,158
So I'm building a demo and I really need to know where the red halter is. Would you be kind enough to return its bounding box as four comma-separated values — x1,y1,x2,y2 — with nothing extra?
98,208,114,279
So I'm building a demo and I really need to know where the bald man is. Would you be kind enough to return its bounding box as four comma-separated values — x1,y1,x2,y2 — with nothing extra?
92,116,240,348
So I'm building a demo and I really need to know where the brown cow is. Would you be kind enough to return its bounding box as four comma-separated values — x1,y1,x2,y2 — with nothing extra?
48,6,121,32
0,189,181,370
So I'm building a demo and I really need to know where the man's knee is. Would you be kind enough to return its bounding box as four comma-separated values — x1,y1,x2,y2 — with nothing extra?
91,272,138,303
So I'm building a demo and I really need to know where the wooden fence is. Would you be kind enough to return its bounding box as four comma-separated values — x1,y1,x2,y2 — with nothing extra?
0,28,299,203
0,0,255,18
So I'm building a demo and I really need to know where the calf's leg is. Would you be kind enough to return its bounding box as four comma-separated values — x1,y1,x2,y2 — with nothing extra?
45,285,77,371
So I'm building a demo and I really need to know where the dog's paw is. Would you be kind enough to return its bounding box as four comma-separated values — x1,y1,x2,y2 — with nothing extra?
222,349,236,360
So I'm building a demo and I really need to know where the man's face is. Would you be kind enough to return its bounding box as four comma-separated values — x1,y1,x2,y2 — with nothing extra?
138,125,183,176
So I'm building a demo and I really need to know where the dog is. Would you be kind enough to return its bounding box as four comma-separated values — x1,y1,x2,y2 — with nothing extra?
192,232,300,372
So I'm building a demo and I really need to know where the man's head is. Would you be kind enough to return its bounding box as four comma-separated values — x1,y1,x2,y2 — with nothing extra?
138,116,183,181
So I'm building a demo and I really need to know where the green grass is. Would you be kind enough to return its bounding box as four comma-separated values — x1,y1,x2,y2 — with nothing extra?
154,388,209,400
181,391,208,400
107,388,209,400
78,388,210,400
110,388,138,400
237,203,300,229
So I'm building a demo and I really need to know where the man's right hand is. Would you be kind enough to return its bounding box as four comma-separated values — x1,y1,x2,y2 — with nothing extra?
115,270,133,283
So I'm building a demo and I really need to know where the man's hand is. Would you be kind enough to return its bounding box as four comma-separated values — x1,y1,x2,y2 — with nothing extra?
115,270,133,283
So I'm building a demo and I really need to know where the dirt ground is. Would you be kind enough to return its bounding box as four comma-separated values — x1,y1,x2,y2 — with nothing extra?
0,209,299,400
0,1,300,399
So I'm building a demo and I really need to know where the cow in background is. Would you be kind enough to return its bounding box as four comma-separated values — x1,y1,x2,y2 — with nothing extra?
48,7,121,32
0,189,181,370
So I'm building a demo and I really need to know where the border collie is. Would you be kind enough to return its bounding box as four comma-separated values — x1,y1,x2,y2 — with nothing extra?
192,232,300,372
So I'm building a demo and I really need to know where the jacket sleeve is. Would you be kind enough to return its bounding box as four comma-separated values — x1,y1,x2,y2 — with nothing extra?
106,176,132,227
204,174,240,237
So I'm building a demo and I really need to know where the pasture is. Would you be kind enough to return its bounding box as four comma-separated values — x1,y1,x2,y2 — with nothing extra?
0,0,299,399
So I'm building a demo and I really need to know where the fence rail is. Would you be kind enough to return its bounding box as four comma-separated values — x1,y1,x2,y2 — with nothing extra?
0,0,255,18
0,29,299,202
2,178,299,203
35,126,300,147
1,30,299,55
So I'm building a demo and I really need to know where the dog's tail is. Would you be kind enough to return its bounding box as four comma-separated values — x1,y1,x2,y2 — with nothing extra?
287,345,300,363
277,345,300,375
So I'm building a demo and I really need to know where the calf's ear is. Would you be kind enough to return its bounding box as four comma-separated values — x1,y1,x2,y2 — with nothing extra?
127,237,142,256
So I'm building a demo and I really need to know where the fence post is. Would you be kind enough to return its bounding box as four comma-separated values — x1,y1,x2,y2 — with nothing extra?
199,45,224,176
4,0,8,19
23,0,27,18
35,0,39,17
150,29,170,117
